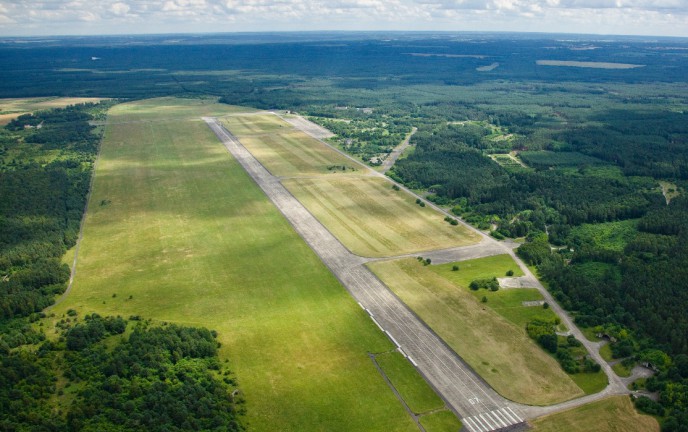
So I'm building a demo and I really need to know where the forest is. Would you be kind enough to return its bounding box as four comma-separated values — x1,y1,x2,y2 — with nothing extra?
1,32,688,431
0,103,243,430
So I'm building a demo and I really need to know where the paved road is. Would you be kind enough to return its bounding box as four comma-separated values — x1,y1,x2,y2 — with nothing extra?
205,117,527,432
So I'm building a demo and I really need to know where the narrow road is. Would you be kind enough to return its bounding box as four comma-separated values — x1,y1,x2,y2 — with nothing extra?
205,118,527,432
381,127,417,173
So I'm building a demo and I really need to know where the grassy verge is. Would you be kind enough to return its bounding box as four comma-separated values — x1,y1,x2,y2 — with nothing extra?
284,176,480,257
419,410,463,432
375,351,444,414
530,396,659,432
368,257,583,405
569,371,608,394
612,362,634,378
52,98,418,432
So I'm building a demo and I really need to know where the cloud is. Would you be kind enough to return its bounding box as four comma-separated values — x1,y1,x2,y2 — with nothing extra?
0,0,686,36
110,2,130,16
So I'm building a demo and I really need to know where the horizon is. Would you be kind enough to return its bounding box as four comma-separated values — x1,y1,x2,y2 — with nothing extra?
1,1,687,39
2,29,688,41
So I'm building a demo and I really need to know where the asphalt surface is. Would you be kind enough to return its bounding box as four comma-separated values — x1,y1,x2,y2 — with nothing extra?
204,117,527,432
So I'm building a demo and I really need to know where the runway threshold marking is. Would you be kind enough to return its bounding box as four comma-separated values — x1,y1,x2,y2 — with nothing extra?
462,407,524,432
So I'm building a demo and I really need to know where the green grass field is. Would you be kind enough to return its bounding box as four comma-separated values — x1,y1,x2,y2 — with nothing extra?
428,257,561,327
368,256,583,405
530,396,659,432
419,410,463,432
0,96,107,125
375,351,445,414
52,98,421,432
221,114,357,176
284,176,480,257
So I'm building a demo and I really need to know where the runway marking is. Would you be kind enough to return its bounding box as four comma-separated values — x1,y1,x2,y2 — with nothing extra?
408,356,418,367
385,330,401,349
507,406,523,422
370,316,385,332
463,407,523,432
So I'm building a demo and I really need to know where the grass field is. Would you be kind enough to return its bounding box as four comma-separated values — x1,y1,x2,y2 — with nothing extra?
0,96,107,124
530,396,659,432
419,410,464,432
284,177,480,257
368,256,584,405
52,98,421,432
221,114,357,176
428,258,560,327
375,351,445,414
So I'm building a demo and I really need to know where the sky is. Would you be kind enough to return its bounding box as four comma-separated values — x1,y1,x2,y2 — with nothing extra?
1,0,687,38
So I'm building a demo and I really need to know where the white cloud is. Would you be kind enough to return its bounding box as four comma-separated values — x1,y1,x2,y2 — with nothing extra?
0,0,686,36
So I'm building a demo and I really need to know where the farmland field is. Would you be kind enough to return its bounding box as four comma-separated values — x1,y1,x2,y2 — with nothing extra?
0,96,107,124
530,396,659,432
283,176,480,257
367,256,584,405
53,98,421,432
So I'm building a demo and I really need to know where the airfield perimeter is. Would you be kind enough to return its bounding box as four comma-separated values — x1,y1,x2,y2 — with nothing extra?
204,114,629,431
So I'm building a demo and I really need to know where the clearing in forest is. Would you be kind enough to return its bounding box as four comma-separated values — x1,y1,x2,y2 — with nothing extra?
55,98,423,432
536,60,645,69
368,255,585,405
283,176,480,257
530,396,659,432
0,96,107,125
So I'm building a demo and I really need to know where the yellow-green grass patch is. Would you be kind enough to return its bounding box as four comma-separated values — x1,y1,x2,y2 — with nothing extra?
105,97,252,123
569,370,608,394
659,180,680,204
375,351,445,414
612,362,633,378
367,258,583,405
419,410,463,432
222,115,358,176
530,396,659,432
0,97,107,125
53,98,418,432
429,257,561,327
600,343,614,361
283,176,480,257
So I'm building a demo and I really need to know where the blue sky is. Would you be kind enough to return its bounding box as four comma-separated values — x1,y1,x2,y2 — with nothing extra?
1,0,687,37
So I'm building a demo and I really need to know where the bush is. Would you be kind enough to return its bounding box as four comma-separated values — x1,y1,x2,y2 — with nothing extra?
506,270,514,276
634,396,664,417
452,265,459,271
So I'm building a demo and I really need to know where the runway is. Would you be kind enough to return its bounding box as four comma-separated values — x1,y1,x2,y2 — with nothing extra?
204,117,527,431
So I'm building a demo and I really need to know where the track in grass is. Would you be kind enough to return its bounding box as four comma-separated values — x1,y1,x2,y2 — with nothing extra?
55,98,420,432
